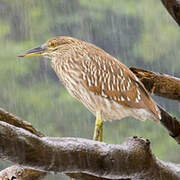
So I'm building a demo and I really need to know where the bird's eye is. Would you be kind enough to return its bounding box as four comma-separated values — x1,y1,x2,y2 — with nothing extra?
49,42,56,48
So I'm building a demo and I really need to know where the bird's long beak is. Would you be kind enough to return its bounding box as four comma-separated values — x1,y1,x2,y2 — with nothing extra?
18,45,46,57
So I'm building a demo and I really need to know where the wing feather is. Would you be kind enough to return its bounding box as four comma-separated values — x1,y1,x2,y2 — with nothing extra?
78,43,160,119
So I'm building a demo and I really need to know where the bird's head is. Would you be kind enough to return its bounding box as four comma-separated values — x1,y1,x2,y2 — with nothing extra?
18,36,79,59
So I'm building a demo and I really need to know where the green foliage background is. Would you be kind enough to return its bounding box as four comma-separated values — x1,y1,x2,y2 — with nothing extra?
0,0,180,179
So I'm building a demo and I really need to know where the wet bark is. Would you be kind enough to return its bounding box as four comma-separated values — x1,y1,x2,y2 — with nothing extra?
0,108,44,137
161,0,180,26
130,67,180,143
158,106,180,143
1,120,180,180
130,67,180,101
0,107,180,180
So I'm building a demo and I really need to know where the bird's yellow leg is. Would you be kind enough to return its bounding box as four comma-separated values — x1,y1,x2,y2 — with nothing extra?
93,111,103,141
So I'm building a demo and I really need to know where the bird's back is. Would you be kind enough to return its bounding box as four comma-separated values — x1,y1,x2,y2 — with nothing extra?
51,37,161,122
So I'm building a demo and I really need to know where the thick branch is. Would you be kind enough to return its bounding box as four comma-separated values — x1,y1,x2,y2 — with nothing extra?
0,108,44,137
0,108,46,180
159,106,180,143
130,67,180,101
130,67,180,143
0,121,180,180
161,0,180,26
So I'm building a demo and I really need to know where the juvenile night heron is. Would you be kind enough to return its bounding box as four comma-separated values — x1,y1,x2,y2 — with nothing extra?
19,36,161,141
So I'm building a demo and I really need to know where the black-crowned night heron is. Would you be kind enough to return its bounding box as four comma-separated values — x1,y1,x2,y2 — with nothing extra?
19,36,161,141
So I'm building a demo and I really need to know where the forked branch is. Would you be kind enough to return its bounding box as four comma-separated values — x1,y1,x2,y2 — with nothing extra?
0,117,180,180
130,67,180,143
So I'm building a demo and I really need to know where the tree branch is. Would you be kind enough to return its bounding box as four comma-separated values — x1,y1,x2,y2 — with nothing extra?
161,0,180,26
0,108,44,137
130,67,180,101
0,120,180,180
130,67,180,143
159,106,180,142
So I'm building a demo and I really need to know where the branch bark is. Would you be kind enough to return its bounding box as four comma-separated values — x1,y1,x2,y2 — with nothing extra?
130,67,180,101
0,108,44,137
161,0,180,26
130,67,180,143
0,119,180,180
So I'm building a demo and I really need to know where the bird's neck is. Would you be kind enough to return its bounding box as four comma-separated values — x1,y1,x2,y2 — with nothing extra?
51,48,81,80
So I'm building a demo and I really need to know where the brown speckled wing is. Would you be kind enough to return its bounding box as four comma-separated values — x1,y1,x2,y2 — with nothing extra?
79,44,160,119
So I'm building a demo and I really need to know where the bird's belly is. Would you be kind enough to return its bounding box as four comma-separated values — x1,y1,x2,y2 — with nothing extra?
81,92,154,121
64,81,154,122
86,93,133,121
66,83,133,121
